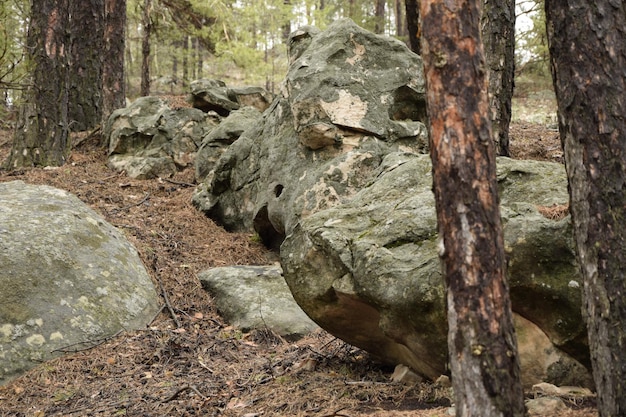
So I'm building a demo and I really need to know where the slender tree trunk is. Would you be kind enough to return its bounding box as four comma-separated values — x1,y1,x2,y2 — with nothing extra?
5,0,71,168
374,0,385,34
140,0,152,96
545,2,626,416
102,0,126,126
481,0,515,156
68,0,104,132
396,0,407,38
405,0,420,55
182,35,189,89
419,0,525,416
196,37,203,79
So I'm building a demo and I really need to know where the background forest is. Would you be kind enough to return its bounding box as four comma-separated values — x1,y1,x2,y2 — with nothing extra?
0,0,549,121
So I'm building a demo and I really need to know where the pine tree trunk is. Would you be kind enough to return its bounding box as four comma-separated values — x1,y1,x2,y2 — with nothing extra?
405,0,420,55
374,0,385,34
419,1,525,416
545,2,626,416
140,0,152,97
102,0,126,125
68,0,104,132
481,0,515,157
5,0,71,168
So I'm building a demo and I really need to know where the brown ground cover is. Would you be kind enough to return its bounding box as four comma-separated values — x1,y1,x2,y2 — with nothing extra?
0,116,597,416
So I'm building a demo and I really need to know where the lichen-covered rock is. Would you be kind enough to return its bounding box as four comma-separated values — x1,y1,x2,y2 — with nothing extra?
195,106,263,181
0,181,161,385
193,19,429,248
104,96,219,179
190,80,274,116
198,265,318,340
280,153,591,388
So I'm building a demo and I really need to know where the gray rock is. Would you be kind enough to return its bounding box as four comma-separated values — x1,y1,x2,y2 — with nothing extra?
0,181,160,385
198,265,318,340
193,19,429,247
280,154,591,388
190,79,240,116
104,96,219,179
195,106,263,181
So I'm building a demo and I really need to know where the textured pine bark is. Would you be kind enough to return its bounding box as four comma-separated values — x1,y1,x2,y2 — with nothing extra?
5,0,71,168
103,0,127,125
481,0,515,157
68,0,104,132
419,1,525,416
545,1,626,416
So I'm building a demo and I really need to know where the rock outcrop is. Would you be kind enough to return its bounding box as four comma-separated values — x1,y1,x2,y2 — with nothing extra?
104,96,219,179
0,181,160,385
189,20,590,387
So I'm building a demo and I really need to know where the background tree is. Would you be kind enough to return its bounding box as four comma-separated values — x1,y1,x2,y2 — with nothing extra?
5,0,71,168
419,0,525,415
545,1,626,416
482,0,515,156
404,0,420,54
102,0,127,125
140,0,153,96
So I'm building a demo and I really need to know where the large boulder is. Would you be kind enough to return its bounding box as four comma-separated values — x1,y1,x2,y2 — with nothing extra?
104,96,219,179
0,181,161,385
280,153,591,388
193,19,429,248
198,265,318,340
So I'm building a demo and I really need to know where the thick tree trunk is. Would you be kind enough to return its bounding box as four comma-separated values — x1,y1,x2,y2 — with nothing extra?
140,0,152,97
419,1,525,416
545,2,626,416
5,0,71,168
102,0,126,125
481,0,515,157
405,0,420,55
68,0,104,132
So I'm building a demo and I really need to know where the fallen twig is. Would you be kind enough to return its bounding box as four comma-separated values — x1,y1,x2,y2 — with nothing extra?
155,272,182,328
161,177,196,187
50,329,124,354
161,385,206,403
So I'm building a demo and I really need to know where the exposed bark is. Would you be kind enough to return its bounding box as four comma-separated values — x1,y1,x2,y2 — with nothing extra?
419,1,525,416
5,0,71,168
68,0,104,132
481,0,515,156
102,0,126,125
140,0,152,96
545,1,626,416
405,0,420,55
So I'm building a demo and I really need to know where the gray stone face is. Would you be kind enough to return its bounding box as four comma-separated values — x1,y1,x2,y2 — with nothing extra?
104,96,220,179
193,19,429,248
280,153,591,388
0,181,161,385
195,106,263,181
198,265,318,340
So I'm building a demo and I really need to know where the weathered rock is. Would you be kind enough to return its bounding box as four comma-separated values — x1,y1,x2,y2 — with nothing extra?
104,96,219,179
280,153,591,388
198,265,318,340
195,106,263,181
191,20,591,389
190,81,273,116
0,181,160,385
193,19,429,248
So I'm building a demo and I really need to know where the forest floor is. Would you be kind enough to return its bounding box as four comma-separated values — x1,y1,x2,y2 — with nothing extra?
0,91,598,417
